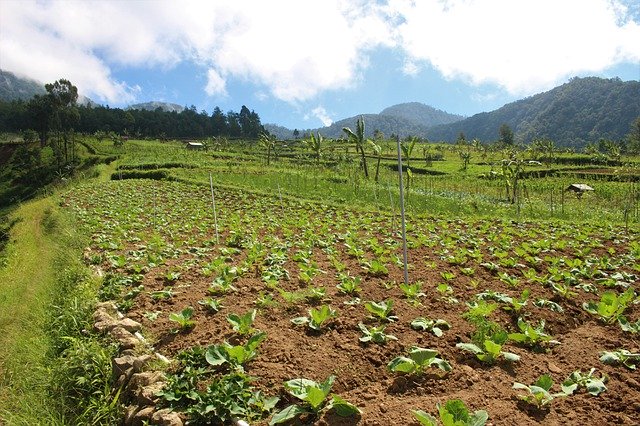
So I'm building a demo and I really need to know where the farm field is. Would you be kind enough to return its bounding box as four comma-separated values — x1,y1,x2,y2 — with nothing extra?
63,172,640,425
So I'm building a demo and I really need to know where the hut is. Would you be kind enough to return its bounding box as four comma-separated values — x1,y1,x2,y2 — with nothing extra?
565,183,594,199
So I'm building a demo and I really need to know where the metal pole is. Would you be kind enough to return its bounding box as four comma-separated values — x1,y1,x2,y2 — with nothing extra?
209,173,220,245
396,139,409,286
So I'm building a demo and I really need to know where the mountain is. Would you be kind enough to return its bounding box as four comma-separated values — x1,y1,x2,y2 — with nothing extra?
0,70,46,101
265,102,464,140
425,77,640,147
380,102,464,126
0,69,98,106
126,101,185,113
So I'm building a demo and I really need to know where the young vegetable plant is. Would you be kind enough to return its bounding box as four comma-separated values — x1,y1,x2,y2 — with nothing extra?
513,375,564,408
413,399,488,426
358,323,397,344
336,273,362,295
205,332,266,372
227,309,258,336
291,305,337,331
411,317,451,337
399,281,426,303
583,287,635,324
269,375,360,425
198,297,223,313
508,318,559,348
561,368,607,396
600,349,640,370
457,339,520,364
169,307,196,332
387,347,452,375
364,299,398,322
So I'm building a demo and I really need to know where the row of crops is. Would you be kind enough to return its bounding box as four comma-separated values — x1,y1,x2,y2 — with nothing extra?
62,177,640,425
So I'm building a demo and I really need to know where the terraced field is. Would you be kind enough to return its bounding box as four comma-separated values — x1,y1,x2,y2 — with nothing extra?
63,178,640,425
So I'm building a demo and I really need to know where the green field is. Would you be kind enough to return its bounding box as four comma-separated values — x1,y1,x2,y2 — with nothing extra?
0,135,639,425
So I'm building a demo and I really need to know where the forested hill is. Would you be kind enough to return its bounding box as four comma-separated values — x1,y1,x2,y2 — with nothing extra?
0,70,46,101
265,103,464,139
425,77,640,148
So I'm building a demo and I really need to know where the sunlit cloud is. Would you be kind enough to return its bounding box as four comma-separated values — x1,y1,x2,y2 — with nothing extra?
1,0,637,106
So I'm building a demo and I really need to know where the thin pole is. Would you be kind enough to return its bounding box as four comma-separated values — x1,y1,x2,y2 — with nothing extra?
396,138,409,286
209,172,220,245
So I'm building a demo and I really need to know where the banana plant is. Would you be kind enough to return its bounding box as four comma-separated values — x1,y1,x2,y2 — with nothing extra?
306,131,323,165
342,116,369,179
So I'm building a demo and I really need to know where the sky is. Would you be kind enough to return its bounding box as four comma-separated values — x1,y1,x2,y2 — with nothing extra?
1,0,639,130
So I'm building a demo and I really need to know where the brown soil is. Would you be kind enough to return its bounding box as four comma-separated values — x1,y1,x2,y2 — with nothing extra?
65,180,640,425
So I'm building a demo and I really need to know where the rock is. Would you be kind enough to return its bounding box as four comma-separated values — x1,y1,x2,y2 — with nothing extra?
132,406,155,424
151,408,184,426
129,371,167,390
548,362,562,374
116,318,143,333
123,404,139,426
113,355,136,378
115,367,134,389
136,381,166,406
110,326,140,349
132,354,154,372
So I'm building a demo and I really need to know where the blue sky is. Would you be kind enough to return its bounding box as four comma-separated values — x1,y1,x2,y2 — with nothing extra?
2,0,639,130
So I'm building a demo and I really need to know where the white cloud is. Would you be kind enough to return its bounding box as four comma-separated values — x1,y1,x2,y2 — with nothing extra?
310,106,333,126
389,0,640,94
1,0,638,105
205,69,227,97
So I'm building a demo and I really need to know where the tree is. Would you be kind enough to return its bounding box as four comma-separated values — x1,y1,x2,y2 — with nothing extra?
626,116,640,155
499,123,514,146
293,129,300,140
343,116,369,179
306,131,324,165
259,132,277,165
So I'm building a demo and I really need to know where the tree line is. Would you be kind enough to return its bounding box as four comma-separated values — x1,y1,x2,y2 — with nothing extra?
0,83,265,140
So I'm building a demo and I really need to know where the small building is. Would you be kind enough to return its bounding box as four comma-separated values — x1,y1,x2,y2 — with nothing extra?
565,183,594,198
186,142,204,150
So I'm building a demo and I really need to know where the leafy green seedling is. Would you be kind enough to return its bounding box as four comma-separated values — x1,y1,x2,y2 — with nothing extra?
513,375,563,408
336,273,362,295
227,309,257,336
291,305,337,331
388,347,452,375
198,297,222,313
150,287,174,301
363,259,389,277
561,368,607,396
413,399,489,426
600,349,640,370
411,317,451,337
364,299,398,322
533,299,564,313
269,375,360,425
618,316,640,333
583,288,635,323
358,323,397,344
456,339,520,364
399,281,426,301
508,318,558,348
169,307,196,332
205,332,266,371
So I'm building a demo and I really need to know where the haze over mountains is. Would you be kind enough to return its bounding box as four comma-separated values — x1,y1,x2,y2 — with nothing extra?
1,69,638,148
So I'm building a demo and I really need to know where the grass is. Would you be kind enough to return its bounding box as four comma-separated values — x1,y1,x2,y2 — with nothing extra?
0,195,118,425
0,198,63,424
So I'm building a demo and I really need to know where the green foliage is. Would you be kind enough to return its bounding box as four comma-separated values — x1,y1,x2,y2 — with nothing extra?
508,317,558,348
269,375,360,425
411,317,450,337
388,347,452,375
456,339,520,364
227,309,258,336
364,299,398,322
413,399,489,426
561,368,607,396
198,297,223,313
599,349,640,370
291,305,337,331
169,307,196,331
583,287,635,324
205,332,267,371
336,273,362,295
513,375,563,408
358,323,397,344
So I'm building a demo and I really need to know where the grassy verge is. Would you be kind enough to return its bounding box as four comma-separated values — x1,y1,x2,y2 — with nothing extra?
0,196,120,424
